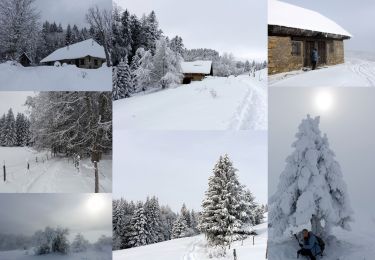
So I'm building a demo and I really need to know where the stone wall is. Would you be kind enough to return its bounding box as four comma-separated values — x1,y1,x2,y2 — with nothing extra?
326,40,345,65
268,36,303,75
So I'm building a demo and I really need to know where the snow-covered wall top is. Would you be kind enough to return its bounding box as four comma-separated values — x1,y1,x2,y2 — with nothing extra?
181,60,212,74
268,0,352,37
40,39,106,63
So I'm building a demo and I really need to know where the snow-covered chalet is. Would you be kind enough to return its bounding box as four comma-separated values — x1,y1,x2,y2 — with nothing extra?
268,0,351,75
40,39,106,69
181,60,213,84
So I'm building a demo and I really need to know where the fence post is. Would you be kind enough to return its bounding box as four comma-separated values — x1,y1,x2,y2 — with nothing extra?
94,161,99,193
27,162,30,170
3,161,6,182
233,249,237,260
253,235,255,245
36,156,38,163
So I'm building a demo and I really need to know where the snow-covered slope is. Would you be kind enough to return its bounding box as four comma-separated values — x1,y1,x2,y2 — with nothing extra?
0,249,111,260
0,147,112,193
269,55,375,87
114,216,268,260
114,70,267,130
0,62,111,91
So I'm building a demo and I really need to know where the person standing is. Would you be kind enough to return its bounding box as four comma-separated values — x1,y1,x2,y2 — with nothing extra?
311,48,319,70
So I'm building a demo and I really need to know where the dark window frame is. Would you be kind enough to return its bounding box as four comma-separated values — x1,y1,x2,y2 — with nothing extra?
291,41,302,56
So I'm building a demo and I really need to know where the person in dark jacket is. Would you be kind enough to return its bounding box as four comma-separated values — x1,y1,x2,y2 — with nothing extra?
311,48,319,70
297,229,321,260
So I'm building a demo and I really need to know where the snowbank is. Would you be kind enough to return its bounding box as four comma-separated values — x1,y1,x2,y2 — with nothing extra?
0,249,111,260
114,216,268,260
269,55,375,87
268,0,351,37
0,147,112,193
0,62,111,91
114,70,267,130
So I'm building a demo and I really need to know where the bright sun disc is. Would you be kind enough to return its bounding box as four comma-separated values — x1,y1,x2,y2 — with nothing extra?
315,90,333,112
86,195,106,214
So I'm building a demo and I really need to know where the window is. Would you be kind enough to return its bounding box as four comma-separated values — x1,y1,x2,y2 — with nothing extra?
94,59,98,66
291,41,302,56
80,59,85,65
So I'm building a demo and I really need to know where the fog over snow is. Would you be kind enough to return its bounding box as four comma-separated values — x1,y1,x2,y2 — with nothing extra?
0,194,112,242
269,87,375,226
0,92,35,115
34,0,112,27
281,0,375,53
115,0,267,61
113,131,267,212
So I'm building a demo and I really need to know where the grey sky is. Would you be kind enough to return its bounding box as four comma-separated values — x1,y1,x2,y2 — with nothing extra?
269,87,375,228
282,0,375,53
0,194,112,242
114,131,267,212
116,0,267,61
34,0,111,27
0,92,35,116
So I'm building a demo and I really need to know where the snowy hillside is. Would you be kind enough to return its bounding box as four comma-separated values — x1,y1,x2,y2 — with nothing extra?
0,249,111,260
0,147,112,193
114,215,268,260
114,70,267,130
269,53,375,87
0,62,111,91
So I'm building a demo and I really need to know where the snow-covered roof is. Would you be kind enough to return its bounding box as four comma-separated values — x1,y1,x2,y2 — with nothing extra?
268,0,352,38
40,39,106,63
181,60,212,74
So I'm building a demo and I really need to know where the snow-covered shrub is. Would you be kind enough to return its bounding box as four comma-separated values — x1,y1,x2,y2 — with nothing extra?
54,61,61,67
80,71,88,79
71,233,89,253
32,227,69,255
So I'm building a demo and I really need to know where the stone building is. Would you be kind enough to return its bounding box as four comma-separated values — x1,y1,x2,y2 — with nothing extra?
268,0,351,75
40,39,106,69
181,60,213,84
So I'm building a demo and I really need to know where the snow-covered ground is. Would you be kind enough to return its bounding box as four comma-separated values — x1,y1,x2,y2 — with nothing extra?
114,215,268,260
269,52,375,87
0,147,112,193
268,215,375,260
0,62,111,91
0,249,111,260
114,70,267,130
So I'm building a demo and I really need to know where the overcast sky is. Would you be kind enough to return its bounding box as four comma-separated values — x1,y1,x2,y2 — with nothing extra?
269,87,375,229
116,0,267,61
0,92,35,116
283,0,375,53
114,130,267,212
34,0,111,27
0,194,112,242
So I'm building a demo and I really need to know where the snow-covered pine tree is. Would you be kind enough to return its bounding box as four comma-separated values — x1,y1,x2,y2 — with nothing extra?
169,36,184,55
3,108,17,146
71,233,89,253
171,215,188,239
116,58,133,98
0,114,6,146
160,205,177,241
199,154,247,249
269,115,353,238
65,24,72,46
125,204,149,248
133,48,153,92
180,203,191,228
144,196,164,244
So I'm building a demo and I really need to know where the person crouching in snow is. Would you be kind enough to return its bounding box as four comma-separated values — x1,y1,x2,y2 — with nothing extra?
311,48,319,70
297,229,321,260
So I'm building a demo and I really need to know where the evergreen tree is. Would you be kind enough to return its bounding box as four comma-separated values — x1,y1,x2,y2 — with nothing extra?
269,115,353,238
132,48,153,92
169,36,184,55
199,154,247,249
126,205,149,248
116,58,133,99
144,197,163,244
65,24,72,45
171,215,188,239
3,109,17,146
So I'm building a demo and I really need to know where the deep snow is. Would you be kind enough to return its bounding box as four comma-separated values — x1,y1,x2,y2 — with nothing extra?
0,62,111,91
0,147,112,193
0,249,111,260
113,215,268,260
269,53,375,87
114,70,267,130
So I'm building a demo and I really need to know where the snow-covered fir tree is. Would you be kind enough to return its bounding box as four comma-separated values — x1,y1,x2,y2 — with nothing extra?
3,109,17,146
199,154,257,250
125,205,149,248
132,48,153,92
269,115,353,238
114,58,133,99
171,215,188,239
169,36,184,55
144,196,164,244
71,233,89,253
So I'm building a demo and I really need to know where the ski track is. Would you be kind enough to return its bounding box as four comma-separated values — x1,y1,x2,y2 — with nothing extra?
228,78,267,130
348,61,375,86
182,237,201,260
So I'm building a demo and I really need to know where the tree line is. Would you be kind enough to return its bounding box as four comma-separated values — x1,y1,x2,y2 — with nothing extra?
113,154,265,252
0,108,31,147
